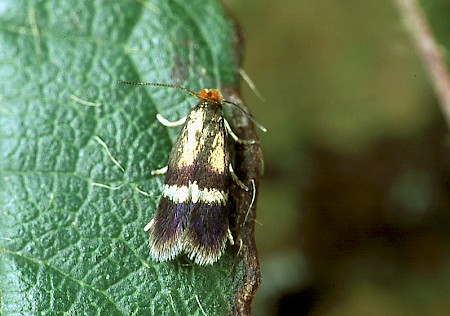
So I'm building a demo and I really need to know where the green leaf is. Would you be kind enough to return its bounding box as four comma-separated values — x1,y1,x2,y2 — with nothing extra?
0,1,260,315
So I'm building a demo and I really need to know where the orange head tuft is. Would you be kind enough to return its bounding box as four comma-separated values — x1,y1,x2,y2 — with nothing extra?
198,89,222,102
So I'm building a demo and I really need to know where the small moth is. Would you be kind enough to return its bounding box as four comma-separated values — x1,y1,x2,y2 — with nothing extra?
119,81,264,265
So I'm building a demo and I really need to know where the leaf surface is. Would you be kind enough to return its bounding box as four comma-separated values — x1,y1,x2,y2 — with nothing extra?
0,1,251,315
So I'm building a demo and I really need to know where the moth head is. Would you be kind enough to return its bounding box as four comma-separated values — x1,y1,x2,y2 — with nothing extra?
198,89,222,102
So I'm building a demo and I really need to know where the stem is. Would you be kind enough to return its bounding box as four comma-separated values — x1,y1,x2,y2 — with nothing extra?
395,0,450,130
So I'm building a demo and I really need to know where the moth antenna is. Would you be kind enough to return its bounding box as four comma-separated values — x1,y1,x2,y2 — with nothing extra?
117,81,199,98
223,100,267,132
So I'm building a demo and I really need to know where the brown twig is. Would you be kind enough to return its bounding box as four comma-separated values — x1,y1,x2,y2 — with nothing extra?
395,0,450,130
224,87,262,316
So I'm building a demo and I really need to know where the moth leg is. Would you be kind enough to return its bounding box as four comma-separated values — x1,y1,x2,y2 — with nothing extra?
152,113,183,174
237,238,244,256
156,114,186,127
229,164,249,191
224,118,257,145
151,165,168,175
144,219,154,232
244,179,256,224
227,228,235,245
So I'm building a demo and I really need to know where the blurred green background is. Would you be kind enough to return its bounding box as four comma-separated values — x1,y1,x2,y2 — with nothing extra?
227,0,450,315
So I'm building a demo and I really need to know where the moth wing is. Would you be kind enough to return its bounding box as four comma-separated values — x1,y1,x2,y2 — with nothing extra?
149,197,187,262
183,201,230,265
149,115,197,262
182,124,231,265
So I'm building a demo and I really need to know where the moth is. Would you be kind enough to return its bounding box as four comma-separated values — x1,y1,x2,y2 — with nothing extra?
119,81,264,265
